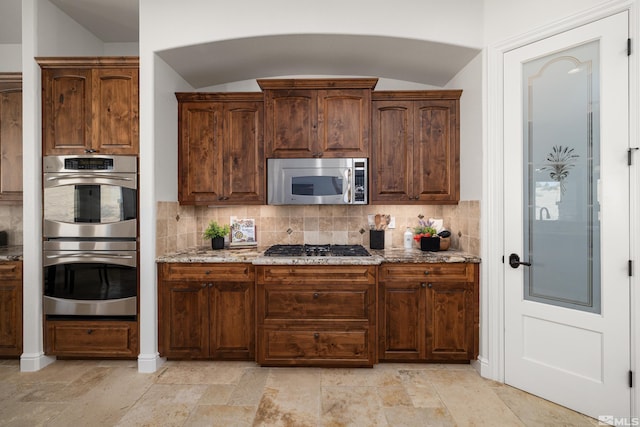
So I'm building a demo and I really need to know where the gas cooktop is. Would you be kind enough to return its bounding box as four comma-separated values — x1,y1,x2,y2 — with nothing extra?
264,244,371,257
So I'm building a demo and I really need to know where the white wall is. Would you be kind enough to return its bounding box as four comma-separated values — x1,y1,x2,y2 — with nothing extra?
142,0,484,53
0,44,21,71
104,42,139,56
447,52,483,201
483,0,609,45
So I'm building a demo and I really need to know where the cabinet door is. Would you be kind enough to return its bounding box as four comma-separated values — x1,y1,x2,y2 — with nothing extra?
210,281,254,359
371,100,413,202
42,68,92,154
0,280,21,356
178,102,224,204
379,281,426,361
264,89,316,157
317,89,370,157
0,83,22,202
159,280,210,358
92,68,139,154
223,101,264,204
412,100,459,203
425,281,475,361
45,320,138,357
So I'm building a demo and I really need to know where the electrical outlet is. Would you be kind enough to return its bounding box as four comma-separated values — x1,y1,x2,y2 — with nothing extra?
388,216,396,229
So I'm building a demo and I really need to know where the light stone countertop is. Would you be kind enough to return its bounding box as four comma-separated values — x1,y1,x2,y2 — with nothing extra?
0,245,23,261
157,245,480,265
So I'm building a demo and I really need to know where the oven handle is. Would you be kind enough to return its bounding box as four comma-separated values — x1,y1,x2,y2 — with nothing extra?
44,252,136,268
45,174,134,182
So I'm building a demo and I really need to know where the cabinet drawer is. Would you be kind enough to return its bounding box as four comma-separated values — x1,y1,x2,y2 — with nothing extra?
262,286,370,320
379,263,473,281
161,263,254,282
45,320,138,357
257,265,375,285
260,328,370,363
0,262,21,280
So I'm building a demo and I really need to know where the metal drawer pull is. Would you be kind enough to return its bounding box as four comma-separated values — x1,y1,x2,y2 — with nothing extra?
313,293,319,299
424,271,429,275
314,333,319,338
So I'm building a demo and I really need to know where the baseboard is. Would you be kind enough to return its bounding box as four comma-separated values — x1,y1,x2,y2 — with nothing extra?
137,352,166,373
472,356,494,380
20,353,56,372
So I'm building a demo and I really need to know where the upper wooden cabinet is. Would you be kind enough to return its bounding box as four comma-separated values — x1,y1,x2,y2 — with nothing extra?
0,73,22,203
371,91,461,204
38,57,139,155
258,78,377,158
176,93,264,205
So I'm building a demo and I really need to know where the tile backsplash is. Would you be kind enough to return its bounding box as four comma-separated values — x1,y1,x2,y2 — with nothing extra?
156,201,480,256
0,205,23,245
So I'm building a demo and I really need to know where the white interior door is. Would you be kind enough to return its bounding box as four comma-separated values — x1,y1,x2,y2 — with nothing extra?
504,11,630,421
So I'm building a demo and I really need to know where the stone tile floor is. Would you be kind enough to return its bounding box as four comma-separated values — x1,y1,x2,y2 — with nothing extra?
0,359,599,426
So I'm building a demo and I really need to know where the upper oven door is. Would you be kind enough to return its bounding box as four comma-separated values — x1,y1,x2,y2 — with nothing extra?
43,170,137,239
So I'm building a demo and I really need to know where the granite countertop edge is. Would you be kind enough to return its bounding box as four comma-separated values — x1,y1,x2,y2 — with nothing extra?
0,245,24,261
156,246,481,265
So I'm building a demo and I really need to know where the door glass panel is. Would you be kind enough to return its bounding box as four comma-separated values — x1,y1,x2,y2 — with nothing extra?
523,40,600,313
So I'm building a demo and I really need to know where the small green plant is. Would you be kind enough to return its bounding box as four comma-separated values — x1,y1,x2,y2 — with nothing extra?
203,220,230,239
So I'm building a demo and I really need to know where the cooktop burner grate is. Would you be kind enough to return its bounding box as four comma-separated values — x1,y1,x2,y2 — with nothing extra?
264,244,371,257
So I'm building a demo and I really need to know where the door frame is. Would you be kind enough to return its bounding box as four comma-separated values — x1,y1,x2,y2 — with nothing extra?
482,0,640,416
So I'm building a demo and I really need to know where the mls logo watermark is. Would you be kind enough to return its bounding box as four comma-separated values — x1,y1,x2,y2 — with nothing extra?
599,415,640,426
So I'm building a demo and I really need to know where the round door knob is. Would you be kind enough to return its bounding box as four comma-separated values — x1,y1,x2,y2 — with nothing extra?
313,293,319,299
421,282,427,288
423,271,430,275
87,329,93,334
314,333,320,339
201,283,207,288
428,283,433,288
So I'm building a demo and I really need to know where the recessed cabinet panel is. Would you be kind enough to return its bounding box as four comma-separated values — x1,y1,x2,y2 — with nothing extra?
0,74,23,202
94,68,139,153
47,69,91,151
269,92,315,156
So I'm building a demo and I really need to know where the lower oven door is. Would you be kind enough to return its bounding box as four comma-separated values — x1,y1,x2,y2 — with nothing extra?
43,241,137,316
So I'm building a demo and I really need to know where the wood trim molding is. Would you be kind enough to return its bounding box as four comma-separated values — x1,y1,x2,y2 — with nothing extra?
175,92,263,102
372,90,462,101
257,78,378,90
35,57,139,68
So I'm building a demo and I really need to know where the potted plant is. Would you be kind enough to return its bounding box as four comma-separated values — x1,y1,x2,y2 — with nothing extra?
203,220,230,250
413,215,439,251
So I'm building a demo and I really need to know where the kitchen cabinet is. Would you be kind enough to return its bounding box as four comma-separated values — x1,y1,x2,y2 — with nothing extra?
0,261,22,357
158,263,255,360
0,73,22,203
256,265,377,367
371,91,461,204
176,93,264,205
45,319,138,358
258,78,377,158
38,57,139,155
378,262,478,362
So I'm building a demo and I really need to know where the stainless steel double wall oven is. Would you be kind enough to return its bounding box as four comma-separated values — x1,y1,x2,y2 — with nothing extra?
43,155,138,317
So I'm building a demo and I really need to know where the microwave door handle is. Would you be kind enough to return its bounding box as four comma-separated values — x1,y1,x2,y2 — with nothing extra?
344,169,352,204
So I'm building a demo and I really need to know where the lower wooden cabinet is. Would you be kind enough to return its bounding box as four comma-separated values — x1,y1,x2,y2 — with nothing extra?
158,263,254,360
256,265,377,367
378,262,479,362
45,319,138,358
0,261,22,357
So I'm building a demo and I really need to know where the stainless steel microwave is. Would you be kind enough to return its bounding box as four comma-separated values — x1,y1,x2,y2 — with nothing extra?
267,158,367,205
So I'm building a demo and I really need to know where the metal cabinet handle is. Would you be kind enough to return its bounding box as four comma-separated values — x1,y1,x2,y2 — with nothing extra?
313,293,319,299
87,329,93,334
314,333,319,338
421,282,427,288
423,271,429,275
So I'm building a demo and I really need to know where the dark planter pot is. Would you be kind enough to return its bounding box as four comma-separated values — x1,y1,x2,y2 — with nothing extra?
211,237,225,250
420,236,440,251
